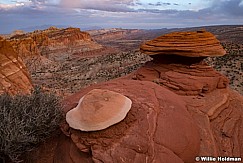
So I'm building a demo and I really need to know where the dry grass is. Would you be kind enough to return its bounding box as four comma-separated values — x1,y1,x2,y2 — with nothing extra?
0,87,63,163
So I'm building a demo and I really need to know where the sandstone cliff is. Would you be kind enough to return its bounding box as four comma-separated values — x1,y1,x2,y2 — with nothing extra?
0,38,32,95
8,27,102,58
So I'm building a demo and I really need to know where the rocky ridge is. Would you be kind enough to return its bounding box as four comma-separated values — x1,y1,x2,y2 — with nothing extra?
0,37,32,95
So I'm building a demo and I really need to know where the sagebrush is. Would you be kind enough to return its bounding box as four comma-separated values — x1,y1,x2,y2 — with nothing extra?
0,87,63,163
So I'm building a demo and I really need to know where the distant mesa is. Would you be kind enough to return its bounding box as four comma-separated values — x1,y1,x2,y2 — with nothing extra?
8,26,103,58
66,89,132,131
140,30,226,57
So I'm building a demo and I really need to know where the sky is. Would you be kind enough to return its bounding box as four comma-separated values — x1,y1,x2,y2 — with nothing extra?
0,0,243,33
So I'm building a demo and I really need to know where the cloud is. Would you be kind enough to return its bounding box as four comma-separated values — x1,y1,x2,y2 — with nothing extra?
59,0,136,12
147,2,172,6
0,0,243,34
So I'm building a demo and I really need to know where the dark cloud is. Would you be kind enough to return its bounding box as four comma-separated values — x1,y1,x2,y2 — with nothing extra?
163,3,171,5
209,0,243,16
148,2,171,6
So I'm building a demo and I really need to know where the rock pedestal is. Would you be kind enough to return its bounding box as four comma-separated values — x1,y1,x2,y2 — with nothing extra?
126,30,243,160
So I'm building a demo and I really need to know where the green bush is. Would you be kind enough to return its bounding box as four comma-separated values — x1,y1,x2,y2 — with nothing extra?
0,87,63,163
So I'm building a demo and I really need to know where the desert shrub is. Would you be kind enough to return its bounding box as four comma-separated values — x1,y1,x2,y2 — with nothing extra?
0,87,63,163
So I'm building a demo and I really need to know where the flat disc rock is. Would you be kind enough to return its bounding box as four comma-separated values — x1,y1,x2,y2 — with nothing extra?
66,89,132,131
140,30,226,57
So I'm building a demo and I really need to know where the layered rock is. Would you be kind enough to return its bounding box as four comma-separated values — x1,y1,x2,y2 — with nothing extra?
131,57,229,95
140,30,226,57
8,27,102,58
0,38,32,95
181,88,243,159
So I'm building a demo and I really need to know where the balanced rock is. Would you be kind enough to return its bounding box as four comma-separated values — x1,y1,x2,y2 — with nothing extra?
0,39,33,95
140,30,226,57
66,89,132,131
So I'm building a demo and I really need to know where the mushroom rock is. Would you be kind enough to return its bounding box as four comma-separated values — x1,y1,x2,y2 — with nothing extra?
59,79,200,163
123,30,243,160
0,38,33,95
131,30,229,96
66,89,132,131
140,30,226,57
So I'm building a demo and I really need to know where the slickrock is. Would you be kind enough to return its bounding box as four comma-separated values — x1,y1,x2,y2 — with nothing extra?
140,30,226,57
182,89,243,159
125,30,243,160
59,79,200,163
8,27,103,58
0,38,32,95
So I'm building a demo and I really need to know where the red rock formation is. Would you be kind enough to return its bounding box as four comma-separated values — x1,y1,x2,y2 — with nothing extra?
140,30,226,57
9,27,102,58
182,88,243,159
0,38,32,95
59,79,200,163
125,63,243,160
124,31,243,161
